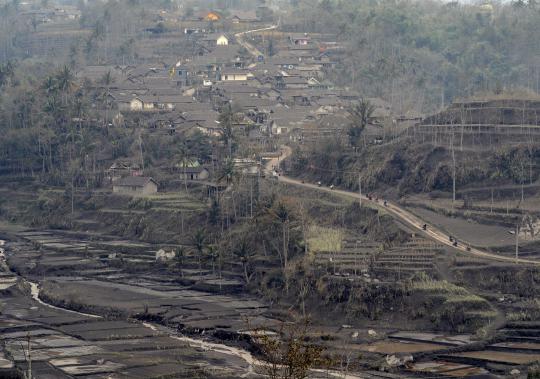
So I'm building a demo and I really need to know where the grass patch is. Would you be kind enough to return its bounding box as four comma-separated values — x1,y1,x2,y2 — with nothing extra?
443,294,489,304
410,279,469,295
307,226,344,253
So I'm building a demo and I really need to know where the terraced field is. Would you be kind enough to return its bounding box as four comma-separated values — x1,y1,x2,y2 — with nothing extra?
312,234,442,281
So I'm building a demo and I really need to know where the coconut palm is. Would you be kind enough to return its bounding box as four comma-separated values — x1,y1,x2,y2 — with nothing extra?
207,244,218,276
234,237,255,285
56,66,76,106
191,229,207,275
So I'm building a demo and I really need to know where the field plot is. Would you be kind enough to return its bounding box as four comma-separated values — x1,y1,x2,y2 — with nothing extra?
406,205,515,247
312,236,379,275
409,361,489,377
448,350,540,365
0,292,258,378
312,231,443,280
356,340,446,354
371,238,442,280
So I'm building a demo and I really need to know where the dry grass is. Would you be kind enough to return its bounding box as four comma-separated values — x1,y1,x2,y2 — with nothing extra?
443,294,488,305
307,226,343,253
410,279,469,295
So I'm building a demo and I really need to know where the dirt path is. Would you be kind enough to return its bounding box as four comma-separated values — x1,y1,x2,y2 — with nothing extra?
268,146,540,266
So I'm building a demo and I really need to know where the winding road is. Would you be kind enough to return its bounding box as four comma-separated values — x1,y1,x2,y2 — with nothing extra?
267,146,540,266
235,24,278,58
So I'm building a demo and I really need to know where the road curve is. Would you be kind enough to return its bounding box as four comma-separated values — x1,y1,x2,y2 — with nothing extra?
267,147,540,266
235,24,278,58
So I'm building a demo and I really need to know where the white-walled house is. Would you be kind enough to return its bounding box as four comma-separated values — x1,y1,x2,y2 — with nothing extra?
217,34,230,46
220,70,251,82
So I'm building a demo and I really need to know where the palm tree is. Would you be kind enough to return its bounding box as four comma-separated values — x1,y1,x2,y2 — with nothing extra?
219,104,235,158
41,75,58,96
176,247,186,278
0,61,15,88
176,142,190,192
218,158,236,185
56,66,76,106
207,244,218,276
99,71,115,127
234,238,255,285
268,202,291,273
192,229,207,275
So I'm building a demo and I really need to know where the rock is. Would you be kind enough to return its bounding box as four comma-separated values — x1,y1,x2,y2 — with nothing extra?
156,249,176,261
510,369,520,376
341,324,352,329
351,331,359,339
368,329,377,336
385,355,400,366
385,354,413,367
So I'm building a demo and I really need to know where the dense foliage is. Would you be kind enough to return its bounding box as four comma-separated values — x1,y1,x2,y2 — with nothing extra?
284,0,540,112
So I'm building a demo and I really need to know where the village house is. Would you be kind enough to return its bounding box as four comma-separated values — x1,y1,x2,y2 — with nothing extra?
269,108,311,135
233,158,261,176
200,33,232,47
113,177,158,196
178,167,210,181
289,33,311,46
220,69,251,82
204,11,222,21
107,161,142,181
230,11,259,24
129,95,195,112
109,92,137,112
279,76,309,89
217,34,230,46
185,10,222,22
268,58,301,70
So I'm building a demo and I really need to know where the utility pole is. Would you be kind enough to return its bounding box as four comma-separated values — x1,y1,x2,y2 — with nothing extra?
515,222,520,264
28,333,31,379
451,126,456,213
22,333,32,379
250,177,253,218
490,188,494,214
138,133,145,174
358,173,362,207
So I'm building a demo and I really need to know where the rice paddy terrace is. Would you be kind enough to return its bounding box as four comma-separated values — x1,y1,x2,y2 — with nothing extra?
313,234,442,281
410,98,540,149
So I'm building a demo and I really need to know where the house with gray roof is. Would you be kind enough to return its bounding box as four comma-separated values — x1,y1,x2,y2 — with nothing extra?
113,177,158,196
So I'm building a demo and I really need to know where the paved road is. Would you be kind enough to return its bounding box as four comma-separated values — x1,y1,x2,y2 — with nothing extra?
266,147,540,266
235,24,278,58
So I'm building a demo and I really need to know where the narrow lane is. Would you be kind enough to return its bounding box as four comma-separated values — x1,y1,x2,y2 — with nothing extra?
234,24,278,58
267,147,540,266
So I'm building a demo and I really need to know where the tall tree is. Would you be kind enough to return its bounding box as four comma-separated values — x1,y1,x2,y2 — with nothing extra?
347,99,375,149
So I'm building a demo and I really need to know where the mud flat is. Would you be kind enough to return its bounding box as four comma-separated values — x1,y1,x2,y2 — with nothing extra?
447,350,540,365
356,340,447,354
0,293,256,378
409,361,489,377
388,331,473,346
0,239,256,378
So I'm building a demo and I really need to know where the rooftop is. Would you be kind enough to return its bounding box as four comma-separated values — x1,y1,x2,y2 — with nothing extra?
113,176,157,187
